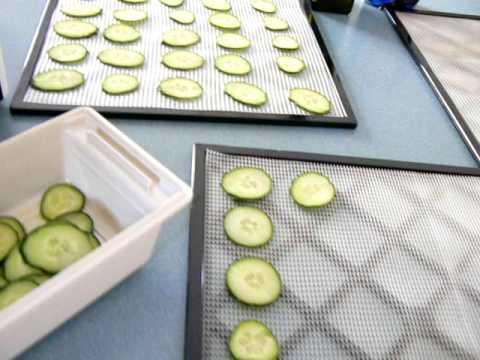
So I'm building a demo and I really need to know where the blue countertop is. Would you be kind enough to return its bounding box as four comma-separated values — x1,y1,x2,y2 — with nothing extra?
1,0,479,359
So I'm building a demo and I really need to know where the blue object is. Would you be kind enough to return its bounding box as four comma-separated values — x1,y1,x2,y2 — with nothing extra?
368,0,419,8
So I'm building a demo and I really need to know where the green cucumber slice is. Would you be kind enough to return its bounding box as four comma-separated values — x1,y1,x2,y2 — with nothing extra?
159,77,203,100
57,212,94,233
4,246,43,282
289,88,331,115
225,81,267,106
160,0,184,7
290,172,336,207
227,257,282,306
102,74,140,95
27,274,50,286
169,10,196,24
0,270,7,289
54,20,98,39
276,56,305,74
98,48,145,68
32,70,85,92
203,0,231,11
40,183,86,220
222,167,272,199
209,13,241,30
162,50,205,70
251,0,277,13
113,9,148,24
264,16,289,31
0,281,37,310
0,217,26,243
104,24,141,43
61,3,102,18
215,54,251,75
120,0,148,3
88,234,101,249
224,207,273,248
162,29,200,47
0,223,18,262
272,35,299,50
48,44,88,64
217,33,251,50
229,320,280,360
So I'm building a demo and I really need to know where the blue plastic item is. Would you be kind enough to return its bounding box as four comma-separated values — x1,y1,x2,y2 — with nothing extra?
368,0,419,8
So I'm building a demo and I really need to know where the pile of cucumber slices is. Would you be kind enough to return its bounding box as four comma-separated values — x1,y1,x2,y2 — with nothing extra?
0,184,101,311
221,167,335,359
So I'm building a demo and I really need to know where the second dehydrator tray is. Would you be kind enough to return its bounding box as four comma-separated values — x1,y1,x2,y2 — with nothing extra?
187,144,480,359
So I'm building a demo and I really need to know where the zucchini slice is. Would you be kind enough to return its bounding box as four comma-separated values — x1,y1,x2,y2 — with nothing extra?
0,217,26,243
217,33,251,50
54,20,98,39
88,234,101,249
40,183,85,220
289,88,331,115
61,3,102,18
209,13,241,30
251,0,277,13
162,50,205,70
203,0,231,11
98,48,145,68
4,246,43,282
215,54,251,75
272,35,299,51
224,207,273,248
102,74,139,95
104,24,141,44
57,212,94,233
0,223,18,262
222,167,272,199
169,10,196,24
227,257,282,306
229,320,280,360
162,29,200,47
225,81,267,106
160,0,184,7
120,0,148,3
159,77,203,100
290,172,336,207
47,44,88,64
32,70,85,92
276,56,305,74
113,9,148,24
0,281,37,310
264,16,289,31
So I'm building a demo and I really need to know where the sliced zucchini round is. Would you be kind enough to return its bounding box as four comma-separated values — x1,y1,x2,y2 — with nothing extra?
224,207,273,248
4,246,43,282
215,54,251,75
88,233,101,249
290,172,336,208
203,0,231,11
289,88,331,115
47,44,88,64
227,257,282,306
162,50,205,70
0,223,18,262
209,13,241,30
264,16,289,31
113,9,148,24
104,24,141,43
102,74,140,95
217,33,251,50
98,48,145,68
251,0,277,13
40,183,86,220
61,3,102,18
57,212,94,233
169,10,196,24
222,167,272,199
229,320,280,360
159,77,203,100
272,35,299,51
225,81,267,106
160,0,184,7
0,281,37,310
120,0,148,3
162,29,200,47
54,20,98,39
0,217,26,243
276,56,305,74
32,70,85,92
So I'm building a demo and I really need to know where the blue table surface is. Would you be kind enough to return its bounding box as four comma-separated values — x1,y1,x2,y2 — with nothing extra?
1,0,480,358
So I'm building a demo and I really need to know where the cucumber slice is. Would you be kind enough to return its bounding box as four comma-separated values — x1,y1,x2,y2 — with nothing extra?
0,223,18,262
160,0,184,7
162,50,204,70
102,74,140,95
251,0,277,13
159,77,203,100
203,0,231,11
264,16,289,31
54,20,98,39
225,81,267,106
57,212,94,233
4,246,43,282
272,35,299,51
120,0,148,3
0,281,37,310
209,13,241,30
227,257,282,306
229,320,280,360
61,3,102,18
113,9,148,24
48,44,88,64
0,217,26,243
276,56,305,74
40,183,85,221
32,70,85,92
215,54,251,75
222,167,272,199
27,274,50,286
162,29,200,47
0,270,7,289
224,207,273,248
289,88,331,115
169,10,196,24
88,234,101,249
217,33,251,50
104,24,141,44
98,48,145,68
290,172,336,208
22,223,92,274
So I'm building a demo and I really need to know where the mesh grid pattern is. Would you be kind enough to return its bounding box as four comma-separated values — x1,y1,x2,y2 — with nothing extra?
202,150,480,359
23,0,347,117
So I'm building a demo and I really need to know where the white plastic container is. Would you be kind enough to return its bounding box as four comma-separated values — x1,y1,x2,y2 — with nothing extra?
0,46,7,100
0,107,192,358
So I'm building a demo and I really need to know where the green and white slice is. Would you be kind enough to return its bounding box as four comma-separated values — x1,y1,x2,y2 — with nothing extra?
160,0,184,7
225,81,267,106
57,212,94,232
0,281,37,310
203,0,231,11
0,223,18,262
264,16,289,31
162,29,200,47
102,74,139,95
276,56,305,74
272,35,299,50
98,48,145,68
48,44,88,64
104,24,141,43
61,3,102,18
215,54,251,75
27,274,50,286
169,10,196,24
289,88,331,115
209,13,241,30
217,33,251,50
290,172,336,207
0,217,26,243
4,246,43,282
88,234,101,249
159,77,203,100
229,320,280,360
251,0,277,13
54,20,98,39
113,9,148,24
32,70,85,92
162,50,204,70
222,167,272,200
224,207,273,247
